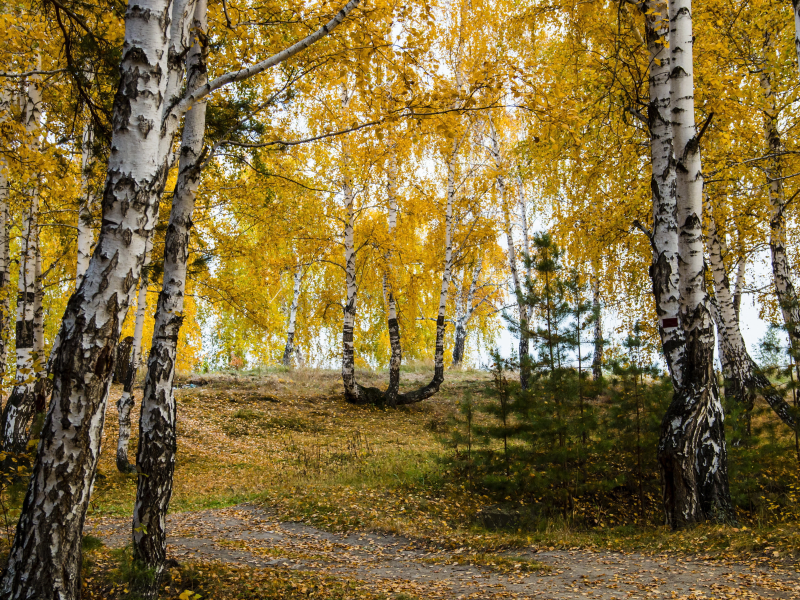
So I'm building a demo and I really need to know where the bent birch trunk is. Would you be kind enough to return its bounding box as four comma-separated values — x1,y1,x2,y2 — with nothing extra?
705,194,795,430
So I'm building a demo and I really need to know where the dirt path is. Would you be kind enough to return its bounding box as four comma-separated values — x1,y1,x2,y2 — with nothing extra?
87,504,799,599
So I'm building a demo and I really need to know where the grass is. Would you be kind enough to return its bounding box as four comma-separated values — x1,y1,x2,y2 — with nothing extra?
1,367,799,600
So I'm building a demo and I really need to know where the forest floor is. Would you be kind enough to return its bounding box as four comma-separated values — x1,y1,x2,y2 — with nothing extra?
28,367,800,599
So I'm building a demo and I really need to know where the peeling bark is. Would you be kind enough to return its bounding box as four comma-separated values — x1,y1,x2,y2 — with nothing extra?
1,75,42,457
0,168,9,391
132,1,207,594
0,0,197,595
0,92,11,392
657,0,733,528
282,264,303,367
705,194,795,430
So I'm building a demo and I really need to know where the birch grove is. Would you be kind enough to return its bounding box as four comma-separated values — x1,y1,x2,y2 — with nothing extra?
3,0,800,585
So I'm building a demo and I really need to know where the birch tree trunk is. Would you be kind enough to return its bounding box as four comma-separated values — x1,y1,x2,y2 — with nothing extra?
394,141,456,406
131,3,207,593
640,0,685,387
116,240,152,474
658,0,733,528
383,154,402,406
76,120,98,288
1,75,42,457
705,194,795,429
451,259,482,367
1,194,39,456
0,93,11,391
282,264,303,367
489,121,529,387
792,0,800,76
760,53,800,377
0,0,198,595
591,275,603,381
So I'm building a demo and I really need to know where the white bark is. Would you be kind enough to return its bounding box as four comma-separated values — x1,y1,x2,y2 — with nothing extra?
489,119,529,386
705,194,795,429
282,264,303,366
132,1,208,590
1,74,42,455
0,1,192,596
591,274,603,381
116,238,152,473
759,48,800,370
174,0,362,117
657,0,732,528
641,0,684,387
0,91,11,387
793,0,800,77
384,152,402,405
76,119,97,288
451,258,482,367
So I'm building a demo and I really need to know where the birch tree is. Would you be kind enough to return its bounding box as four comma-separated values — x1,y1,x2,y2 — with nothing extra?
705,193,796,430
451,258,483,366
656,0,733,527
116,241,152,474
130,1,208,593
282,264,304,367
1,0,363,594
0,75,41,456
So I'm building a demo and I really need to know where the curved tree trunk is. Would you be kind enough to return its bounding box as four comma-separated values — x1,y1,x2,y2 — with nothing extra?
657,0,732,528
705,194,795,430
394,140,457,406
0,1,199,595
383,153,402,406
116,241,152,474
282,264,303,367
131,3,207,594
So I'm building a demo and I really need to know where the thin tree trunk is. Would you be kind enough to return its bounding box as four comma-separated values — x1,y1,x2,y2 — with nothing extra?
384,153,402,406
792,0,800,77
591,274,603,381
282,264,303,367
657,0,733,528
452,259,482,367
0,92,11,391
116,240,152,474
0,1,197,595
1,75,41,456
760,46,800,378
76,119,98,289
394,140,456,406
131,3,207,593
705,193,795,429
490,120,529,387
